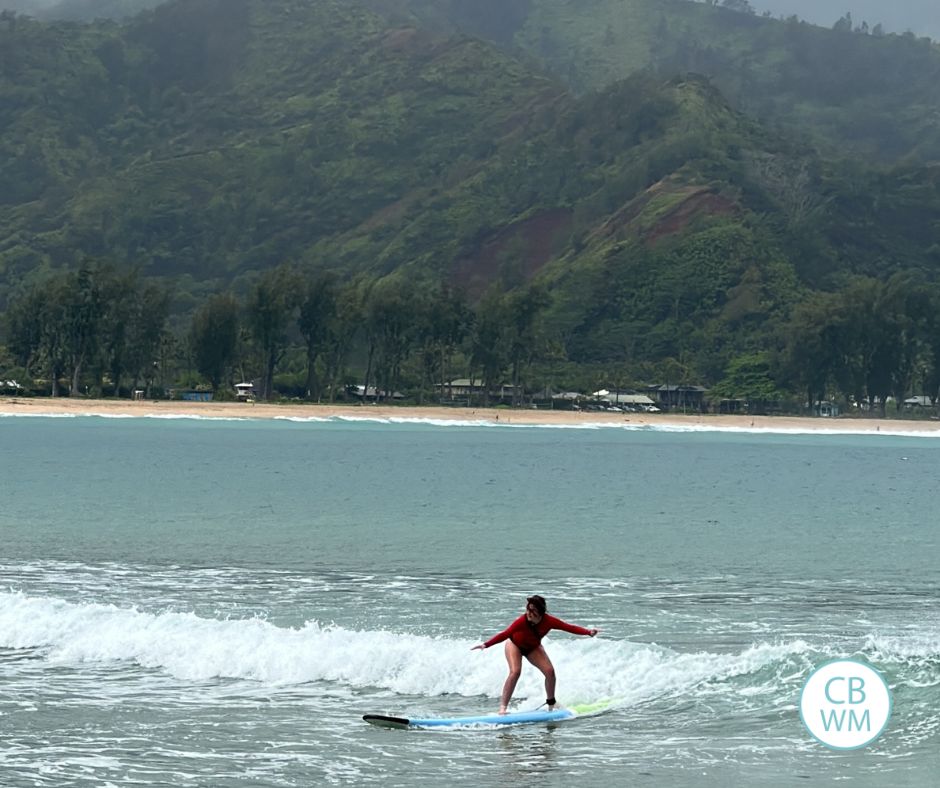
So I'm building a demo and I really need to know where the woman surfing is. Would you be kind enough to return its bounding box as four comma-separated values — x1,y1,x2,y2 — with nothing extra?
472,595,598,714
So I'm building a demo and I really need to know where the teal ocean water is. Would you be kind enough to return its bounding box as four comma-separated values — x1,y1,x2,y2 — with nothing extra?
1,413,938,786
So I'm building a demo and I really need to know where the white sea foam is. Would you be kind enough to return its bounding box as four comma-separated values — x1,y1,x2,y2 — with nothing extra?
865,632,940,662
273,416,333,423
328,413,940,437
0,411,250,422
335,415,499,428
140,414,250,421
0,412,78,419
0,591,816,705
3,407,939,437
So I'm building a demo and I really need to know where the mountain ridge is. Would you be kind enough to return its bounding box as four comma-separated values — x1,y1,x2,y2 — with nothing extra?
354,0,940,164
1,0,939,397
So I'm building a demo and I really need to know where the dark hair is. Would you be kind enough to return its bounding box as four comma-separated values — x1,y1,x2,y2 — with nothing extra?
526,595,546,615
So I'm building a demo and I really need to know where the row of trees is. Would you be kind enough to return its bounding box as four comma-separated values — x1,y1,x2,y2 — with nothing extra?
702,1,895,38
4,264,940,413
5,265,169,398
780,273,940,414
189,266,551,407
1,264,553,406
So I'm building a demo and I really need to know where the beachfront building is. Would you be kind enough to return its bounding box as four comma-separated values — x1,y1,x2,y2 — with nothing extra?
549,391,585,410
591,390,660,412
235,382,255,402
346,384,405,402
814,401,841,417
647,384,707,412
441,379,520,406
180,390,213,402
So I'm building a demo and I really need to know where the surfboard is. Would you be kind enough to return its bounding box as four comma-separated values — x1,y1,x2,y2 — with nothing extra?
363,700,613,730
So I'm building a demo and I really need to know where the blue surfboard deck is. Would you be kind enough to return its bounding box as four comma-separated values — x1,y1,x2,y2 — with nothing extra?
363,700,612,730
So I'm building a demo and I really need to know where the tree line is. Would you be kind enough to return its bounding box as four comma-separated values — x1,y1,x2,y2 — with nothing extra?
4,264,169,398
1,263,549,407
780,273,940,415
3,263,940,414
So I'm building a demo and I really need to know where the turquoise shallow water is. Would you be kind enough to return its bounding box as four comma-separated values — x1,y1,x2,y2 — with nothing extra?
1,414,938,786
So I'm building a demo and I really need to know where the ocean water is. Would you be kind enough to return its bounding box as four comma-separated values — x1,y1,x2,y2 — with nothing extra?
1,413,938,786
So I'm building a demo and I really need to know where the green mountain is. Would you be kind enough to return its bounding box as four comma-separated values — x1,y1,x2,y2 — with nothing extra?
1,0,158,21
1,0,939,397
12,0,940,164
359,0,940,164
0,0,566,293
18,0,940,164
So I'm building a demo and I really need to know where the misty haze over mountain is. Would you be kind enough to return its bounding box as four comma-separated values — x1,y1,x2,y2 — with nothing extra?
2,0,56,10
3,0,938,41
748,0,939,40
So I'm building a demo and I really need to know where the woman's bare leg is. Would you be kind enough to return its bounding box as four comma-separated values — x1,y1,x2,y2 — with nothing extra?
525,646,557,709
499,641,523,713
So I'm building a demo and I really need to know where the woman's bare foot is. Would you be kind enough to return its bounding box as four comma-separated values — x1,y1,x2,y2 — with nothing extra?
498,705,508,715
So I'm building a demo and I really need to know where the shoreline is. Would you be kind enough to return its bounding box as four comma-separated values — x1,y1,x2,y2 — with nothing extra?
2,396,939,434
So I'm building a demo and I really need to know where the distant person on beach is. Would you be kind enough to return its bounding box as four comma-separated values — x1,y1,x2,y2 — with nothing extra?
472,595,598,714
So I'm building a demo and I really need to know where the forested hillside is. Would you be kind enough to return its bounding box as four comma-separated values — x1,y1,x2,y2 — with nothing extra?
361,0,940,164
14,0,940,162
1,0,940,410
1,0,156,20
0,0,567,294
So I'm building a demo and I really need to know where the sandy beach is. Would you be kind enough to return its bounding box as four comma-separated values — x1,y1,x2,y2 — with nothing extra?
1,396,939,434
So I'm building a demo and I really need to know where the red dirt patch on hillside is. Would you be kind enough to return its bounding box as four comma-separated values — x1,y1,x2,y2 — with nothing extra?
451,208,572,297
379,28,419,51
645,190,738,243
592,182,739,245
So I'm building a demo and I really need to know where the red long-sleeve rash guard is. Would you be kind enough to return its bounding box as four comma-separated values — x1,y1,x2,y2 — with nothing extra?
483,614,592,653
